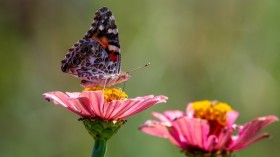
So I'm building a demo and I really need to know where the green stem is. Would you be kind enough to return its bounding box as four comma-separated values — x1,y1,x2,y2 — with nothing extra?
91,139,107,157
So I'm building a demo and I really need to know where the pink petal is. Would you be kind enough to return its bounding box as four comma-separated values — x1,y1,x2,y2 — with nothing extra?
226,111,239,126
74,97,95,117
205,135,217,151
79,91,104,118
185,102,195,118
232,133,270,151
103,99,142,120
139,120,170,138
171,117,210,151
102,100,124,119
228,115,278,151
43,92,83,116
213,128,233,151
65,92,81,98
122,96,167,118
140,110,186,149
114,95,167,120
163,110,184,121
152,112,170,123
151,110,184,125
44,92,72,107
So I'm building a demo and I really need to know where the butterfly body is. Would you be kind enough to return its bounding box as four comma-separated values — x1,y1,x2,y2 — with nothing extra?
61,7,130,87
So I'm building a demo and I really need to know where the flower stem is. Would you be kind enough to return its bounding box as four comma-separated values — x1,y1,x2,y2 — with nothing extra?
91,139,107,157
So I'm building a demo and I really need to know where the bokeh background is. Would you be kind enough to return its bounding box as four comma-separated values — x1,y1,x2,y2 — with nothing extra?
1,0,280,157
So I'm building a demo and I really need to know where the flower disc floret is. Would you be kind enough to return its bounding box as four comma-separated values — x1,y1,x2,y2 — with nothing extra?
85,87,128,102
190,100,233,126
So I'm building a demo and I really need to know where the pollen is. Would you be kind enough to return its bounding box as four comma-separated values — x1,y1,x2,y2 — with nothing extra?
190,100,233,126
84,87,128,102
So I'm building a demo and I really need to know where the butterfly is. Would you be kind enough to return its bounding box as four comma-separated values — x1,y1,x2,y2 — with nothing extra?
61,7,130,87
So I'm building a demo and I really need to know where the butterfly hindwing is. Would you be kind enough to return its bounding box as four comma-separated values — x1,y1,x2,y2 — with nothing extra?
61,39,119,78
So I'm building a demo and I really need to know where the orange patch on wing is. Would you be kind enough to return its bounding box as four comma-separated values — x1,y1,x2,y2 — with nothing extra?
92,35,109,49
92,35,118,62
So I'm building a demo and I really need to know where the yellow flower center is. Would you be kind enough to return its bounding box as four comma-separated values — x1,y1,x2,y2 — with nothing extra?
190,100,233,126
84,87,128,102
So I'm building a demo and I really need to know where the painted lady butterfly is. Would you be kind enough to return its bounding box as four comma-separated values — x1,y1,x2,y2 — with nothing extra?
61,7,130,87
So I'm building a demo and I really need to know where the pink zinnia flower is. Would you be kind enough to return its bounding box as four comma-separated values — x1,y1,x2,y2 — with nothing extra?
140,100,278,157
43,87,167,121
43,86,167,157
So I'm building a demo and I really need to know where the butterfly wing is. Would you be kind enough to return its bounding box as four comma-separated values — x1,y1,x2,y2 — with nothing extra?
61,39,119,80
84,6,121,73
61,7,126,87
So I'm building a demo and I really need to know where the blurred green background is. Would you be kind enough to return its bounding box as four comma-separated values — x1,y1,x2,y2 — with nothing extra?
1,0,279,157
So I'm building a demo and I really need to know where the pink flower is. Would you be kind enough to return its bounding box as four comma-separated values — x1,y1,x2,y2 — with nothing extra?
140,100,278,156
43,88,168,121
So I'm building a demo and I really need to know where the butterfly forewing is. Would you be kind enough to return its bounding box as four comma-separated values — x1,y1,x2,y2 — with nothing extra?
84,7,120,50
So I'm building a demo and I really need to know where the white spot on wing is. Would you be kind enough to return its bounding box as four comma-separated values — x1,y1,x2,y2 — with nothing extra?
108,28,118,34
99,25,104,31
109,16,115,21
108,45,120,52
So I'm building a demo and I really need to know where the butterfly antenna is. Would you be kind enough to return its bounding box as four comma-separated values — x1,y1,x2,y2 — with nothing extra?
126,62,150,74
